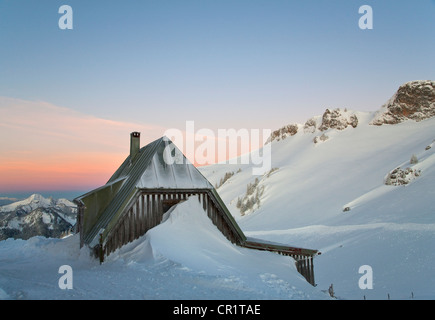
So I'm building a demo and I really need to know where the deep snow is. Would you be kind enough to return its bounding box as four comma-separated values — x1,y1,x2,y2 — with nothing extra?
1,110,434,300
200,112,435,300
0,196,327,300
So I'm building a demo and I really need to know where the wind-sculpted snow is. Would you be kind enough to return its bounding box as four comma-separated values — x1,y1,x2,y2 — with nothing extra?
0,197,328,300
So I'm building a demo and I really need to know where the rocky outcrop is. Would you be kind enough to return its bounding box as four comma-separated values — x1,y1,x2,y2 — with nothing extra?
385,167,421,186
267,109,359,144
318,108,358,131
371,80,435,125
266,124,298,144
266,80,434,144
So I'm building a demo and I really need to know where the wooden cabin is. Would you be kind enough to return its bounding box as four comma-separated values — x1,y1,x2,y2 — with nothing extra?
74,132,319,286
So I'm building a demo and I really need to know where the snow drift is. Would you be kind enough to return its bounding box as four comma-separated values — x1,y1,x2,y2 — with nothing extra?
0,196,327,300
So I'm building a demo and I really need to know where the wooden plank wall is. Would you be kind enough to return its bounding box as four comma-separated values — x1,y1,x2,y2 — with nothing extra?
242,241,317,286
103,191,243,258
295,255,315,286
98,190,317,286
76,203,85,248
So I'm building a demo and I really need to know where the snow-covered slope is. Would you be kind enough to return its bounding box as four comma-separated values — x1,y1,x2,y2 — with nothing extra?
1,81,433,300
199,108,435,300
0,196,327,300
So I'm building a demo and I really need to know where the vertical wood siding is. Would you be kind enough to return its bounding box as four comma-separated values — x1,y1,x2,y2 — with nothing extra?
92,189,318,286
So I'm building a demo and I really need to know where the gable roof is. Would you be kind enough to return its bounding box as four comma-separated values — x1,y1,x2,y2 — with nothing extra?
75,136,220,247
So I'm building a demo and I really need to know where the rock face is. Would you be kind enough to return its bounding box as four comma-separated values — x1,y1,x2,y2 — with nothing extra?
318,108,358,131
371,80,435,125
385,167,421,186
266,124,298,144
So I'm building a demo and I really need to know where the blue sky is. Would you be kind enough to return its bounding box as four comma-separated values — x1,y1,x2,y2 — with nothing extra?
1,0,434,131
0,0,434,196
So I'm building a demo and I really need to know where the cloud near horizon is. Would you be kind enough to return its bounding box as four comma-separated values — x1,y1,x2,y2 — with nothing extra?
0,97,269,193
0,97,165,192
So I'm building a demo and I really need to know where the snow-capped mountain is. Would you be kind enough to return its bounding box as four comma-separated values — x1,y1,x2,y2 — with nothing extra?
0,194,77,241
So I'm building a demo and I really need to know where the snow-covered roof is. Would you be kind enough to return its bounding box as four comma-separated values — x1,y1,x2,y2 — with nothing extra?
136,138,213,189
75,136,214,247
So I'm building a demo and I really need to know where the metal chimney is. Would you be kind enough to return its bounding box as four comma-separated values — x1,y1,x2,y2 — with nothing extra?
130,132,140,162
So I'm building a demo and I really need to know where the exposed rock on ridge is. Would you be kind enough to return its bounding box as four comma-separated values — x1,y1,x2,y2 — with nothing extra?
318,108,358,131
266,80,434,144
266,124,298,144
266,108,359,144
371,80,435,125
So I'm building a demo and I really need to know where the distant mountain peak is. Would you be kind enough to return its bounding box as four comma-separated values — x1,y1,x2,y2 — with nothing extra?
28,193,47,202
0,194,77,241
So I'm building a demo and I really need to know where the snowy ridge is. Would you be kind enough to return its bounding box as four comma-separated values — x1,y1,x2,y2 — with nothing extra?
0,194,75,214
0,194,77,241
0,194,52,213
266,108,362,144
200,107,435,299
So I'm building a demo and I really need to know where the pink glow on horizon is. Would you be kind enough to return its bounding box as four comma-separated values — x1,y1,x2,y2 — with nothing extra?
0,97,165,193
0,97,267,193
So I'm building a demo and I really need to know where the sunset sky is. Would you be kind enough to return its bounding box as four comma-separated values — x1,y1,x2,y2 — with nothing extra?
1,0,434,198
